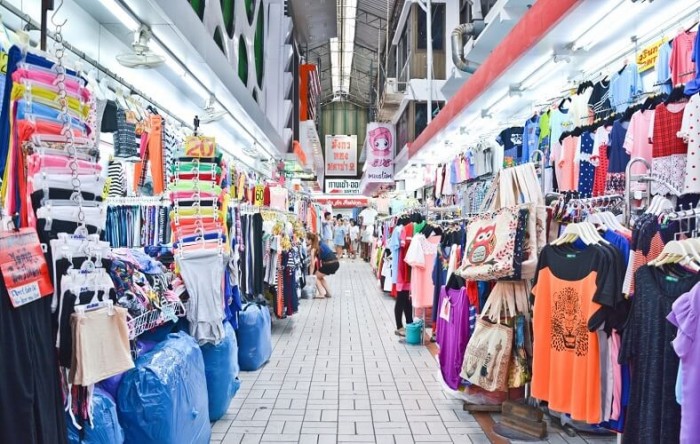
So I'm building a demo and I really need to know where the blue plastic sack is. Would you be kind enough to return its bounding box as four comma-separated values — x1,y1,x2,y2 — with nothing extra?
117,332,211,444
200,321,241,421
67,387,124,444
237,303,272,371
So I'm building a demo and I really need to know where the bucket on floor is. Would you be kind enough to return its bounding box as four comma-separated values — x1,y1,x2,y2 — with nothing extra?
405,319,424,345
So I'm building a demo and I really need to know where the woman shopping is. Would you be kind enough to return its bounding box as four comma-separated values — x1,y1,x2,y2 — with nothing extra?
307,233,339,298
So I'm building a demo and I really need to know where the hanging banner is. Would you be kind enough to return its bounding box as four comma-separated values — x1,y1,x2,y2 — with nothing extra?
313,197,368,208
637,37,667,73
299,120,325,184
364,123,396,182
325,135,357,176
325,179,361,194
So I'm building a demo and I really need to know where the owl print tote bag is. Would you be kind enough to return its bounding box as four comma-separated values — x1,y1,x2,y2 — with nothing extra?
457,205,528,281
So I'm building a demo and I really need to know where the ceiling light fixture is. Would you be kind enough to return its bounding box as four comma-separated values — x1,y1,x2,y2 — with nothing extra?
98,0,140,32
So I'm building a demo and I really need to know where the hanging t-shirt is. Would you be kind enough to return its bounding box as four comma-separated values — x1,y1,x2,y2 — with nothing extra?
623,109,654,183
621,266,700,444
404,234,440,308
607,119,630,174
496,127,524,162
679,93,700,194
522,115,540,164
549,108,574,166
269,186,288,212
667,282,700,444
588,78,611,120
397,223,414,292
556,135,579,191
571,87,594,128
671,30,697,86
388,225,403,285
436,286,470,390
609,63,643,113
650,101,688,195
531,245,619,424
657,41,673,95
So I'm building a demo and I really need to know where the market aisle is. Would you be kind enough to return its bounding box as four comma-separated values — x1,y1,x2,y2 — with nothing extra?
212,260,490,444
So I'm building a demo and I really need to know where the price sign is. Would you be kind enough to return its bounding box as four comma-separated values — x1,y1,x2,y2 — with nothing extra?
254,185,265,206
184,136,216,158
0,229,54,307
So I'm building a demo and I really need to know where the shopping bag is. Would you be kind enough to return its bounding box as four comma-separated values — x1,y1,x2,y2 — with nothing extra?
301,275,317,298
480,164,545,280
460,284,514,392
456,205,528,281
499,281,533,388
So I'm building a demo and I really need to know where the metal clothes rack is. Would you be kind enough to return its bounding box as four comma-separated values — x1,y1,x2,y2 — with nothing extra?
625,157,682,225
106,196,170,207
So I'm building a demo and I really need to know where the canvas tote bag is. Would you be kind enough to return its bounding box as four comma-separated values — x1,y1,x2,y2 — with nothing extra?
460,283,515,392
480,163,545,279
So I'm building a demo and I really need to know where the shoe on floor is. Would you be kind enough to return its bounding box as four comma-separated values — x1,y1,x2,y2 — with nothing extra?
395,328,406,337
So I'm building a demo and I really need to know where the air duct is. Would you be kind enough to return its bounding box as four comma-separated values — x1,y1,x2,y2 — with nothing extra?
451,0,487,73
451,22,484,72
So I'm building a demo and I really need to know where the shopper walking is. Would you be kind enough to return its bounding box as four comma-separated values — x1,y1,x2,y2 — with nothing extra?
321,212,334,248
359,205,378,261
333,218,347,257
307,233,339,298
348,219,360,259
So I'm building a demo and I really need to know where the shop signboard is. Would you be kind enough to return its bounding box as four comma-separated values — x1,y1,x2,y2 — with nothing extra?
299,120,325,184
313,197,368,208
325,179,361,194
325,135,357,176
637,37,667,73
364,123,396,183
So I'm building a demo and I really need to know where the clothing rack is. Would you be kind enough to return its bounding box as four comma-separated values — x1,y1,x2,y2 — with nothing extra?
625,157,682,225
106,196,170,207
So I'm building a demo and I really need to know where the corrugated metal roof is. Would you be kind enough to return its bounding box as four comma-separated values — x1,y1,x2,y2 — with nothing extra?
303,0,398,106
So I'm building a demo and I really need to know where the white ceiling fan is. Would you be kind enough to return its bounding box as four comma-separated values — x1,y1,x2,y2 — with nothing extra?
117,25,165,69
198,95,227,124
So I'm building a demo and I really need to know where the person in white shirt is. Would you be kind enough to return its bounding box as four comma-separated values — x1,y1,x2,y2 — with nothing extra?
358,206,378,261
348,219,360,259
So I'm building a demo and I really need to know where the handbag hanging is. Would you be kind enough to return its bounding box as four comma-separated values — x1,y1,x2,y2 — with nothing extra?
456,205,529,281
460,283,515,392
480,163,546,280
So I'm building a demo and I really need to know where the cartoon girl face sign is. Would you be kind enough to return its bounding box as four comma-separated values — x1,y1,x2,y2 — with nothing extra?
369,126,392,158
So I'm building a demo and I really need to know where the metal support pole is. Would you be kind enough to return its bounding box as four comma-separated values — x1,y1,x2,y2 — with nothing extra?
40,0,55,51
417,0,433,123
426,0,432,123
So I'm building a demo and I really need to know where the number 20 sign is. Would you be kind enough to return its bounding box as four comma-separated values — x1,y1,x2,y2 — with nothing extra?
184,136,216,158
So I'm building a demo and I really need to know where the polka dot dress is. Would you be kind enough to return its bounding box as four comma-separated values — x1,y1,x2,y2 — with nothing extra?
578,131,595,198
681,93,700,194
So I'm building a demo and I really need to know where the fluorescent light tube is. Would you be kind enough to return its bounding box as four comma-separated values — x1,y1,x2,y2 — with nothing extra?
99,0,140,32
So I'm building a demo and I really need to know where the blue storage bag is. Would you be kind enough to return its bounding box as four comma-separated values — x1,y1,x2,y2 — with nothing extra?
236,303,272,371
200,321,241,421
117,332,211,444
67,387,124,444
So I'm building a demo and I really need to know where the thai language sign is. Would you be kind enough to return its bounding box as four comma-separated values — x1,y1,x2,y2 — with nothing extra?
325,179,361,194
325,135,357,176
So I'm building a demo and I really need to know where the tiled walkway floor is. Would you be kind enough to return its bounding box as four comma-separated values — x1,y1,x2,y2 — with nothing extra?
212,260,488,444
213,260,618,444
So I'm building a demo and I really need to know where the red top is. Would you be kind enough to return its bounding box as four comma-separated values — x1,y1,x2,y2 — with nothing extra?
397,224,414,292
652,102,688,157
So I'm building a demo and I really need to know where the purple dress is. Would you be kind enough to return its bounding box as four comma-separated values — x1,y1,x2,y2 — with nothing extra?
437,286,471,390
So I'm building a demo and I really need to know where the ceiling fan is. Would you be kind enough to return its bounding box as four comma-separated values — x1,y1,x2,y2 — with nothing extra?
198,95,228,124
117,25,165,69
